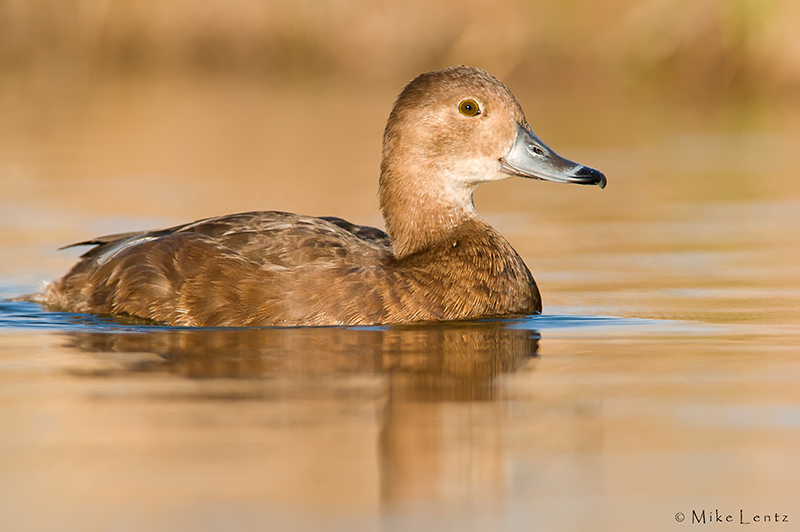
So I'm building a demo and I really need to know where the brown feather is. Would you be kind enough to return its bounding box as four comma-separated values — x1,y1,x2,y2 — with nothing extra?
37,66,567,327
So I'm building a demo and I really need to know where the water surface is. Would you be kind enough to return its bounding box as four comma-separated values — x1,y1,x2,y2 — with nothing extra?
1,77,799,531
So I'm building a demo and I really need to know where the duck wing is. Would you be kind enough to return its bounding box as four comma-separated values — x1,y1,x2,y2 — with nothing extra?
68,211,391,263
44,211,394,326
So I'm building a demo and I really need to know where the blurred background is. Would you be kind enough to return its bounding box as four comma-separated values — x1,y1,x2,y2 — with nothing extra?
2,0,800,319
2,0,800,95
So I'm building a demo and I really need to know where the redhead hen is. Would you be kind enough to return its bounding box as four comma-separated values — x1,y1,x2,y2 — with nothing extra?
38,66,605,327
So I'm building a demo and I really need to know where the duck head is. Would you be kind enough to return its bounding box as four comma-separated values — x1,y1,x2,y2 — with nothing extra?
379,65,605,258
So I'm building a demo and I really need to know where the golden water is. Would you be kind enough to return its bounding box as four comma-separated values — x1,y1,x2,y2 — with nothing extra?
1,76,799,531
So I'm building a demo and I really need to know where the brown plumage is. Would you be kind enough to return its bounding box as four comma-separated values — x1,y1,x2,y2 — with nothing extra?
38,66,605,327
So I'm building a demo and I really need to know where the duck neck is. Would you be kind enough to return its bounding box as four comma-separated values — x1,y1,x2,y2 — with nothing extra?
379,162,480,259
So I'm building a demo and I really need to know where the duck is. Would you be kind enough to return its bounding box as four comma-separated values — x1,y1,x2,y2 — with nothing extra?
37,66,605,327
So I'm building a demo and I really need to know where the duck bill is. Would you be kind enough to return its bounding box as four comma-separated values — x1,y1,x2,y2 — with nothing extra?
500,123,606,188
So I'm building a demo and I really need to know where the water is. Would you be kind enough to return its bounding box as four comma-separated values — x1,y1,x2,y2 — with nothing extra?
1,76,800,531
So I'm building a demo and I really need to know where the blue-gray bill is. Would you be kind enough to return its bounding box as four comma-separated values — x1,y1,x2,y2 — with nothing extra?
500,123,606,189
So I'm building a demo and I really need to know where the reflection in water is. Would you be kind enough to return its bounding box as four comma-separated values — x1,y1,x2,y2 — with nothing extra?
61,321,538,399
61,320,539,511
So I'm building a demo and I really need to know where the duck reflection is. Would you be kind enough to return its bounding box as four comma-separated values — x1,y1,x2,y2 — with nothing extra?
61,319,540,508
61,319,538,398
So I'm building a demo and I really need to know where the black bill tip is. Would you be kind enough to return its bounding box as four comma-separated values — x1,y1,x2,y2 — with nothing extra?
573,166,607,189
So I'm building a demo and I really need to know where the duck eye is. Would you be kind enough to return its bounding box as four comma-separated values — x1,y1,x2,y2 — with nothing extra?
458,99,481,117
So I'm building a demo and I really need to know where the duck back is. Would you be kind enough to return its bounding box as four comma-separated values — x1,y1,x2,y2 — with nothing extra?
41,212,540,326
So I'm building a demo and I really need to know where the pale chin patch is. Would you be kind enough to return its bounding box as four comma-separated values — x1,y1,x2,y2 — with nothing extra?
445,158,510,188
